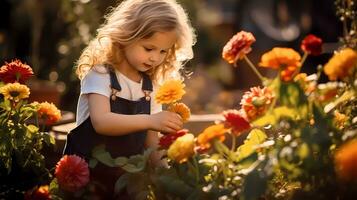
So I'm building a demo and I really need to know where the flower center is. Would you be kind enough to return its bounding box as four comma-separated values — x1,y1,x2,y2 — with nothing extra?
10,91,20,97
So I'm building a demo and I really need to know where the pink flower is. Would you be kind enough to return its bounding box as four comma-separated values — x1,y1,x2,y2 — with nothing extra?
0,59,34,83
240,87,274,121
55,155,90,192
301,34,323,56
223,109,251,136
222,31,256,64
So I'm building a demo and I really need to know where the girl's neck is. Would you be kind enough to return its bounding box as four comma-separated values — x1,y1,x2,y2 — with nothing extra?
115,61,142,83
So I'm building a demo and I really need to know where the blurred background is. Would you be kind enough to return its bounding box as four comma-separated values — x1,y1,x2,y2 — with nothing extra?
0,0,342,116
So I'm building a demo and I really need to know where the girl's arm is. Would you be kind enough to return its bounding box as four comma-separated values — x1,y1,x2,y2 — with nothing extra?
88,93,183,136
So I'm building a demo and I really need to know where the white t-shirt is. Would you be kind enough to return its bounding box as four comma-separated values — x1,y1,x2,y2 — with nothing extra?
75,66,162,126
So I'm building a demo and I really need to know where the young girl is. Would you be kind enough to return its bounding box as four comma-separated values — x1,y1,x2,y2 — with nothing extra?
63,0,195,198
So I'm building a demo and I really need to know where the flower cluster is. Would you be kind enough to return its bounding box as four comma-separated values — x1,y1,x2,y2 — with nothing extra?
135,29,357,200
0,60,61,199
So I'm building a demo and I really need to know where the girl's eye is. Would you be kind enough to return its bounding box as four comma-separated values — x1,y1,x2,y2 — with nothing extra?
160,50,167,54
144,47,153,51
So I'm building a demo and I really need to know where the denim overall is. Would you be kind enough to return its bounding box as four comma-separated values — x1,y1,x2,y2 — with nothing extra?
64,68,152,199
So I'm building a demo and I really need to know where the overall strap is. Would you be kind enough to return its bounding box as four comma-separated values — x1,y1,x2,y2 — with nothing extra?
141,73,153,101
107,66,121,101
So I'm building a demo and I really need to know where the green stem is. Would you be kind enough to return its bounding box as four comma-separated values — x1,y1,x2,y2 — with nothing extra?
243,55,265,83
231,133,236,152
300,52,308,66
193,156,200,183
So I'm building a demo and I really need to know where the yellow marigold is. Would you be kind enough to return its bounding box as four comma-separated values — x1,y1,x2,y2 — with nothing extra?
335,140,357,181
0,82,30,102
323,48,357,80
167,133,195,163
259,47,301,70
197,124,227,151
38,102,62,125
168,103,191,122
155,80,186,104
333,110,348,129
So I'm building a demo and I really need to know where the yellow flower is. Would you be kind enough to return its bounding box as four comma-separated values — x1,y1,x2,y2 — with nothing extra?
0,82,30,102
167,133,195,163
168,103,191,122
197,124,227,151
155,80,185,104
37,102,62,125
333,110,348,129
323,48,357,80
335,140,357,181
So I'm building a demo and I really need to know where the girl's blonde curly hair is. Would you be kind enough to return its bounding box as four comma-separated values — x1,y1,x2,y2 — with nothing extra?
76,0,196,83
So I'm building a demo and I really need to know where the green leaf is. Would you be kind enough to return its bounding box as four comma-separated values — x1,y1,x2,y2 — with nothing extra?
91,145,115,167
236,129,267,161
114,173,130,195
253,106,298,127
88,158,98,168
279,82,307,107
114,157,128,166
158,175,194,198
241,170,267,200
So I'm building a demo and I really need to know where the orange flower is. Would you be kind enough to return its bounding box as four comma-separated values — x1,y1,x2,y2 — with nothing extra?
197,124,227,151
0,59,34,83
240,86,274,121
222,31,256,64
259,47,301,81
168,102,191,122
155,80,186,104
334,140,357,181
55,155,90,192
323,48,357,80
301,34,323,56
37,102,62,125
24,185,51,200
259,47,301,69
223,109,251,136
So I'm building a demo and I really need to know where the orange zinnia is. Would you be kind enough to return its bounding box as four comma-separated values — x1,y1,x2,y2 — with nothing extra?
222,31,256,64
323,48,357,80
259,47,301,81
168,102,191,122
155,80,186,104
37,102,62,125
197,124,227,151
334,140,357,181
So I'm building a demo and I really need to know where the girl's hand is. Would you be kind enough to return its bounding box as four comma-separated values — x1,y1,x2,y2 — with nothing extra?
150,111,183,134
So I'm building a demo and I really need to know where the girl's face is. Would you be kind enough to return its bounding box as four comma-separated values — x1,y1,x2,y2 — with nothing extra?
122,30,177,73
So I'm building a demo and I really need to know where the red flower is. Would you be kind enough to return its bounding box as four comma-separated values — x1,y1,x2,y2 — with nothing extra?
301,34,323,56
24,185,51,200
222,31,256,64
159,129,188,149
0,59,34,83
223,109,251,136
55,155,90,192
